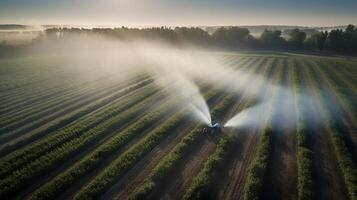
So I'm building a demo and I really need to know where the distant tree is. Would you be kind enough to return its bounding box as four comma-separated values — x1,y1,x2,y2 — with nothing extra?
304,31,328,51
288,29,306,49
212,27,251,48
260,29,286,49
343,24,357,54
174,27,212,45
325,29,345,53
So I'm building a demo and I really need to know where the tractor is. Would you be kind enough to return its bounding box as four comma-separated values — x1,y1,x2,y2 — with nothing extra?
202,122,222,135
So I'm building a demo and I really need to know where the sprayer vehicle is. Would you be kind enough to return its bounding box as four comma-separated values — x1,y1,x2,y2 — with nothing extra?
202,122,222,135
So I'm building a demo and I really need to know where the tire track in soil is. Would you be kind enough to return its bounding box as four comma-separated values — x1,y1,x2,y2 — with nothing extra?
263,58,297,200
298,60,349,200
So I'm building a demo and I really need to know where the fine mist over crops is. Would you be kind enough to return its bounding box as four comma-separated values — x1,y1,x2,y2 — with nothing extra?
0,30,355,200
1,1,356,199
25,35,342,130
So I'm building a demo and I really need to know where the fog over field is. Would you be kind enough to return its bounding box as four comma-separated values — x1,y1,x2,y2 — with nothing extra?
0,1,356,200
22,35,341,132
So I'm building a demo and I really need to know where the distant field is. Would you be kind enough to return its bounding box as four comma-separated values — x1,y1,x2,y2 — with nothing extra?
0,52,356,200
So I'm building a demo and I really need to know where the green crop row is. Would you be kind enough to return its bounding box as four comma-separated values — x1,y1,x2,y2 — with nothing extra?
243,59,283,200
301,60,357,200
0,73,110,118
320,61,357,117
0,85,159,179
129,92,238,200
243,127,273,200
0,82,93,128
128,127,203,200
73,110,188,200
0,78,152,146
0,78,151,156
0,76,150,133
0,87,170,198
28,90,200,200
0,62,119,112
0,85,171,197
291,59,314,200
309,60,356,123
152,58,272,200
71,84,226,200
183,136,235,200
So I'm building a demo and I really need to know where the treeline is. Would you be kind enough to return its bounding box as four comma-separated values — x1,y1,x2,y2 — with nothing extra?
1,25,357,55
41,25,357,54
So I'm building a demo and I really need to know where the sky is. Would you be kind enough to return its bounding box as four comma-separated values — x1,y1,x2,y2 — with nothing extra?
0,0,356,27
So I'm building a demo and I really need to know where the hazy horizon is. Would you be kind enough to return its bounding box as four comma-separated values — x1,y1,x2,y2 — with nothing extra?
1,0,356,27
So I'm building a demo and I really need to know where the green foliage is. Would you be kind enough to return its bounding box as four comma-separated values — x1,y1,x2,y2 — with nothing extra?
130,93,238,199
129,181,155,200
73,111,187,200
288,29,307,49
0,77,151,156
0,87,162,198
28,101,178,199
260,29,286,49
0,85,158,179
4,24,357,56
183,137,234,200
151,130,201,182
212,27,253,48
301,60,357,200
331,131,357,200
296,136,313,200
292,61,314,200
243,127,273,200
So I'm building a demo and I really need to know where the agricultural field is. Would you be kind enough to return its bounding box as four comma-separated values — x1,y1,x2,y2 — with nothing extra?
0,52,356,200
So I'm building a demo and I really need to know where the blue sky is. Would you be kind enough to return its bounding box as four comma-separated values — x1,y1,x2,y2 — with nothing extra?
0,0,356,26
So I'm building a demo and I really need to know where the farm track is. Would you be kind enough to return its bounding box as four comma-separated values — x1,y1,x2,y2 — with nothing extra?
298,60,349,200
263,58,297,200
